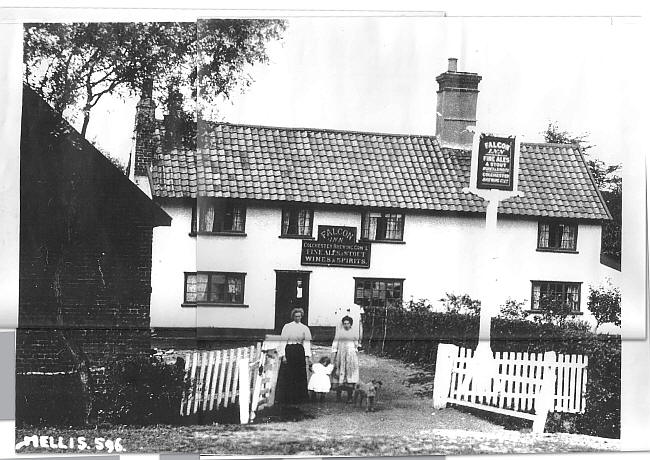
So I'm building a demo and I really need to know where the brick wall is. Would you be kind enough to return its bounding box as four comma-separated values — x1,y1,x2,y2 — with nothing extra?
16,216,155,371
18,223,153,330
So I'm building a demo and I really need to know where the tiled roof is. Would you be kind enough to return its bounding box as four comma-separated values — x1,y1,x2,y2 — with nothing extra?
151,123,611,221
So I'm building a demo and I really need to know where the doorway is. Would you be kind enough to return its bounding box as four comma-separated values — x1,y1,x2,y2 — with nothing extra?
274,271,310,331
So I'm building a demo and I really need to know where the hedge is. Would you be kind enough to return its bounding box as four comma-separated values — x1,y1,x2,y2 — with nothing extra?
362,305,620,438
94,354,190,425
16,373,89,427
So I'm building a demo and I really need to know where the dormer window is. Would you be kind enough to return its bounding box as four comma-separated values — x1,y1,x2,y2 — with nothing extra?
537,221,577,252
191,198,246,234
361,211,404,242
281,206,313,238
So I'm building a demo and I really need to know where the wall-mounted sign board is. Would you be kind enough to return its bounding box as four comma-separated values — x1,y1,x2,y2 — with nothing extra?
301,225,371,268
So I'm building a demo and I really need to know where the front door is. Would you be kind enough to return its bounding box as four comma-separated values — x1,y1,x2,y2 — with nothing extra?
275,271,310,331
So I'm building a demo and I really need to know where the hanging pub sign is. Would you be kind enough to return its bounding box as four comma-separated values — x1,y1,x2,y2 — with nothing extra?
301,225,371,268
476,134,516,191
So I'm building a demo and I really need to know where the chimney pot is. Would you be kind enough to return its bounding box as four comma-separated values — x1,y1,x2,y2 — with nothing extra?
448,58,458,72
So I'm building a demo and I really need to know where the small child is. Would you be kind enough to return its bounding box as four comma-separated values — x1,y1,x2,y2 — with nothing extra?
308,356,334,402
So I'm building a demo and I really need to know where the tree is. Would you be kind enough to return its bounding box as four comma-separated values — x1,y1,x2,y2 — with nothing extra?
587,282,621,331
543,122,622,262
24,20,286,137
543,122,593,150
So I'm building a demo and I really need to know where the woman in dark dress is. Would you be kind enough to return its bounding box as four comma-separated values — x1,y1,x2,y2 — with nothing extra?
277,308,312,404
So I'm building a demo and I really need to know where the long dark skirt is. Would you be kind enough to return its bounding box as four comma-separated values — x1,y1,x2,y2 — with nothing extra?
276,344,309,404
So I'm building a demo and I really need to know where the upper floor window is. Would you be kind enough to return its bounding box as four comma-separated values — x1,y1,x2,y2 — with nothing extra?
184,272,245,305
281,206,313,237
537,221,577,252
531,281,581,313
361,211,404,242
191,198,246,234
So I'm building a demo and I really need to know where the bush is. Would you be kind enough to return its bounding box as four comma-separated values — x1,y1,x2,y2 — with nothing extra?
532,295,583,328
95,354,190,425
587,282,621,331
498,298,528,321
439,293,481,315
362,303,620,438
16,373,88,427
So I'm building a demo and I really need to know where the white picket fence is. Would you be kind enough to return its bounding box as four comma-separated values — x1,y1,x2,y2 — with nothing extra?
433,344,588,432
180,342,281,423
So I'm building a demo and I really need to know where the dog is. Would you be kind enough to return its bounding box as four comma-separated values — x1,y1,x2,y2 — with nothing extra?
352,379,383,412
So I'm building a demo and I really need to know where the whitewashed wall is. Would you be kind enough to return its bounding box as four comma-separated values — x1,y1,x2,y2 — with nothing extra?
150,200,197,328
150,200,614,330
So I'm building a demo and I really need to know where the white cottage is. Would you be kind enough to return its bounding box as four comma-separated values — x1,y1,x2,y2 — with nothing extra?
131,59,616,340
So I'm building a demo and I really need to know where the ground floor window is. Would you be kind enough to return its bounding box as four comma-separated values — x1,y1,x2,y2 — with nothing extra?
531,280,581,313
184,272,245,305
354,278,404,309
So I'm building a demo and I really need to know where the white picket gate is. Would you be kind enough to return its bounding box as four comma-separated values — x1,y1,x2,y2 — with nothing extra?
433,344,588,432
180,342,281,423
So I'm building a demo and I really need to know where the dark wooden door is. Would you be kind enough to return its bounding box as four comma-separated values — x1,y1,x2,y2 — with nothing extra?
274,271,310,331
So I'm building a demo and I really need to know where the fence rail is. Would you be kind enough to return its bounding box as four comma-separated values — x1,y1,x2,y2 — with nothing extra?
433,344,588,432
180,341,280,423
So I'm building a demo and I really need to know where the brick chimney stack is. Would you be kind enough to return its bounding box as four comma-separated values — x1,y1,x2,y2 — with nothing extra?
134,78,156,176
435,58,482,149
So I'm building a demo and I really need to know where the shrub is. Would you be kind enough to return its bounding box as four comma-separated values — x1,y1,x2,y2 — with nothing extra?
532,295,582,327
362,303,620,438
95,354,190,425
16,373,88,427
587,282,621,331
403,298,435,313
498,298,528,321
439,293,481,315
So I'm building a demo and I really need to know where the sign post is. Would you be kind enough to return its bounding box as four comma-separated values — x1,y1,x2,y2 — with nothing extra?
461,129,522,396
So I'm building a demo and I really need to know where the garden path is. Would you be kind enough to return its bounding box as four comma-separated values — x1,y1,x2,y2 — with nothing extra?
15,345,620,455
193,345,617,455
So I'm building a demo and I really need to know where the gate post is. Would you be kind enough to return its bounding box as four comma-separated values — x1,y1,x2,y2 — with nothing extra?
433,343,458,409
238,356,251,424
532,351,557,433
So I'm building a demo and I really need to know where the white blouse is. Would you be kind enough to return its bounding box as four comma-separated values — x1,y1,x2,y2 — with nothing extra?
279,321,312,357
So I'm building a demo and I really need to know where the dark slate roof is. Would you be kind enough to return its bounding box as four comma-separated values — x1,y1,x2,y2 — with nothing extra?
150,122,611,221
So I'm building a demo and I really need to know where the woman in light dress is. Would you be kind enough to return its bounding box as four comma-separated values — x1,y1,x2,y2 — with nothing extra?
331,315,360,402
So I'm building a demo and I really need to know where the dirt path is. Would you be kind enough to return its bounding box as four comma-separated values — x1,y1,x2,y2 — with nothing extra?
255,345,506,436
192,346,617,455
16,346,619,455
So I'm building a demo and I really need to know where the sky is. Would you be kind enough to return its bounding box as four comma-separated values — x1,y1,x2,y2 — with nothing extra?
82,16,642,169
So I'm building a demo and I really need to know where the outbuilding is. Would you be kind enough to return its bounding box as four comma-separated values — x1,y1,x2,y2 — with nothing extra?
17,86,171,424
